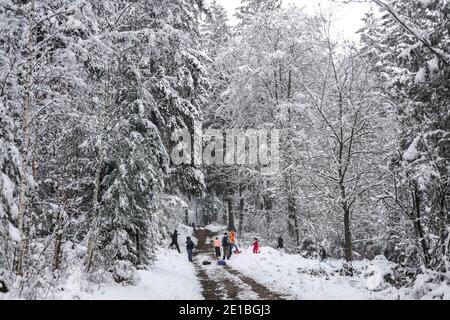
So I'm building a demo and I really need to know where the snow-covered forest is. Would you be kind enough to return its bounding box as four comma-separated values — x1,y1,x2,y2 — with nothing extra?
0,0,449,300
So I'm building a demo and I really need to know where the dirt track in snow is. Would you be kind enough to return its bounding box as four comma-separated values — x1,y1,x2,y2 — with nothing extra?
193,228,284,300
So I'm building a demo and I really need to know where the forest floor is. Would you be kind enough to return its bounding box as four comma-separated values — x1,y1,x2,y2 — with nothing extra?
193,228,285,300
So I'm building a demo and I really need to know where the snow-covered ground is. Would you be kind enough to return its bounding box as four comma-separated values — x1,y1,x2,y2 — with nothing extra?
87,248,203,300
204,224,227,233
226,247,367,299
4,223,447,300
227,247,450,300
58,225,203,300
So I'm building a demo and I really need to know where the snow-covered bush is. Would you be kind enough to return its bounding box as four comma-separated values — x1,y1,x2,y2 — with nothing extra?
365,255,396,291
365,255,419,292
111,261,140,286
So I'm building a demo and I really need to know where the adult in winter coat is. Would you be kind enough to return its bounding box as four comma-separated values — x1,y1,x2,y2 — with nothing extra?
169,229,180,253
213,237,221,258
186,237,195,262
228,230,236,258
277,237,284,249
222,233,230,260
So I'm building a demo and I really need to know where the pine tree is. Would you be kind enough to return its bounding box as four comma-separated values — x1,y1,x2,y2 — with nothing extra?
83,0,209,276
235,0,282,28
0,101,21,293
360,0,450,270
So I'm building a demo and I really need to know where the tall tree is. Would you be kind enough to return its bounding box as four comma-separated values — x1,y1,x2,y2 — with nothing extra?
0,101,21,293
360,0,450,270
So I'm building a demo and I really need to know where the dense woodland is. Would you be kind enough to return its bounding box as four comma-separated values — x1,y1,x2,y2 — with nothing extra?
0,0,449,299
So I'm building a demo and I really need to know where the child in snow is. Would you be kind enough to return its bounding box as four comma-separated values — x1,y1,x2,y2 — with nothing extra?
251,238,259,254
213,237,221,258
186,236,195,262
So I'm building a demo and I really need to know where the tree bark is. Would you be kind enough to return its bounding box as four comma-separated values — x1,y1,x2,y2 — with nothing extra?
16,0,35,276
53,227,63,271
412,185,431,268
238,185,245,234
227,196,236,231
343,205,353,262
85,106,106,271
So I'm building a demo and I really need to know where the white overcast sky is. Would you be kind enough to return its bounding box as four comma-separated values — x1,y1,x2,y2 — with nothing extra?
213,0,375,41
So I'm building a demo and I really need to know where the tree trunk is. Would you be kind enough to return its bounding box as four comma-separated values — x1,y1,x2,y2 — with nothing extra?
136,229,141,265
238,186,245,235
412,185,431,267
227,196,236,231
284,173,299,246
85,108,106,271
195,202,198,223
343,206,353,262
222,195,227,226
185,209,189,225
53,228,63,272
16,1,35,276
287,193,299,246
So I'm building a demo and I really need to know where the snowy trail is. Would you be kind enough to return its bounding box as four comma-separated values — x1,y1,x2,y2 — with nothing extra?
193,228,285,300
75,225,203,300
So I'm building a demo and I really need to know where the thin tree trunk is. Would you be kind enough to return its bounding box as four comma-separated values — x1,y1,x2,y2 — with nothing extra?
412,184,431,268
53,192,67,272
53,213,63,272
136,229,140,265
222,195,227,226
339,172,353,262
227,196,235,231
238,185,245,235
85,111,106,271
343,205,352,262
16,0,35,276
284,172,299,246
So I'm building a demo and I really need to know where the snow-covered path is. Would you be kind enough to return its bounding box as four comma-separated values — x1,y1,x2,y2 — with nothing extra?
193,226,376,300
193,227,284,300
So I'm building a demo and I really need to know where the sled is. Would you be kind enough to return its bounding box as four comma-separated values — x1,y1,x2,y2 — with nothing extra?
217,260,227,266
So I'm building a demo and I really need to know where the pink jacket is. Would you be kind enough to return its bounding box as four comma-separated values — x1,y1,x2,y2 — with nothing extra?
213,239,221,247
